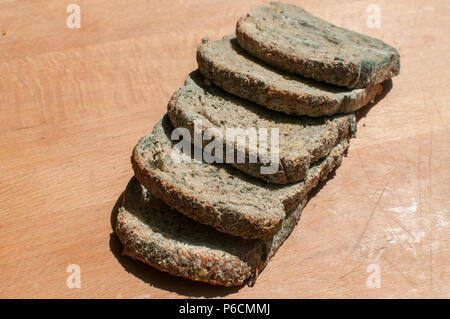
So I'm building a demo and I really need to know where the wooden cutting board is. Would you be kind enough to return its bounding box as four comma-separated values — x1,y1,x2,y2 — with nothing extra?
0,0,448,298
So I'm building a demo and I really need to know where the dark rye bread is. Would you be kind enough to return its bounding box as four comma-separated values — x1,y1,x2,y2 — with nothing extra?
168,70,356,184
131,114,349,239
197,34,383,117
236,2,400,89
115,177,307,286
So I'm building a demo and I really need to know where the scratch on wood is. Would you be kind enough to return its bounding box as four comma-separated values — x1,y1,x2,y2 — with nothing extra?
382,255,418,290
338,264,361,280
353,170,395,252
381,210,418,246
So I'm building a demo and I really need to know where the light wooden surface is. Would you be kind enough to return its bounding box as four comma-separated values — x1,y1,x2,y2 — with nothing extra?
0,0,449,298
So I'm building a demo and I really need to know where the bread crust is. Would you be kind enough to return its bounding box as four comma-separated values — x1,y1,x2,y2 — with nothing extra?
197,34,382,117
167,70,356,184
236,2,400,89
115,177,267,286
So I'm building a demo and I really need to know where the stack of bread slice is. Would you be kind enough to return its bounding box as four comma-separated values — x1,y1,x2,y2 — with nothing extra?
115,2,400,287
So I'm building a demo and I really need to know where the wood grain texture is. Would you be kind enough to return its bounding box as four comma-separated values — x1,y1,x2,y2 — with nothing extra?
0,0,448,298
